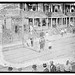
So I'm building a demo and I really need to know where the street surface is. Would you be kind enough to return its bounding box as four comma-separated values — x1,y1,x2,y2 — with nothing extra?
1,33,75,69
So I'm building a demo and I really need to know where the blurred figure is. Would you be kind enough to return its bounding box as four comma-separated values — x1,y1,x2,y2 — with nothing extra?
58,64,65,72
30,38,33,47
50,61,56,72
60,29,64,36
30,24,33,35
43,63,49,72
56,64,61,72
18,68,22,72
8,67,13,72
45,32,49,40
64,28,67,34
65,60,72,72
39,37,45,51
32,65,37,72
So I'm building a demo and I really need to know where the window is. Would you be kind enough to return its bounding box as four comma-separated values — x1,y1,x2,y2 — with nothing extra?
28,3,38,11
71,5,75,12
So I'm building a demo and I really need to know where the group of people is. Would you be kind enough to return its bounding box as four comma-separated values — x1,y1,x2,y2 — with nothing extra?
7,60,73,72
32,60,72,72
24,25,51,52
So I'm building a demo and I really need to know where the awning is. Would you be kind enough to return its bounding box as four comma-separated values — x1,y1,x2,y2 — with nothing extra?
24,11,48,18
46,12,67,18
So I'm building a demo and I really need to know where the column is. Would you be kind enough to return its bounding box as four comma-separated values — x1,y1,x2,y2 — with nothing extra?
46,18,48,28
51,18,52,28
56,18,58,27
49,4,51,12
62,18,63,26
51,4,52,12
25,3,28,11
40,18,42,30
66,17,67,27
33,18,34,27
70,4,71,12
69,17,70,27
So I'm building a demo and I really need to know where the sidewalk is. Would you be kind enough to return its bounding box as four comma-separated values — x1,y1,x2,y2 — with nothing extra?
2,41,22,48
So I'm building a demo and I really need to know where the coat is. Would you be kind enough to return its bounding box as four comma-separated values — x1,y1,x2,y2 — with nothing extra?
50,65,56,72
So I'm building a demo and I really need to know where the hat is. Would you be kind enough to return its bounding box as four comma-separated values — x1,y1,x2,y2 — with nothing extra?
43,63,47,67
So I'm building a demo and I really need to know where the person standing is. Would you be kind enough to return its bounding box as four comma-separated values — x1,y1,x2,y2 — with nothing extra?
39,37,45,51
64,60,72,72
30,38,33,47
60,29,64,37
50,61,56,72
30,25,33,35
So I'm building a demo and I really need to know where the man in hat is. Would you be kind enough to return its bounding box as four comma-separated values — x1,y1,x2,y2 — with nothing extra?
43,63,49,72
50,61,56,72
